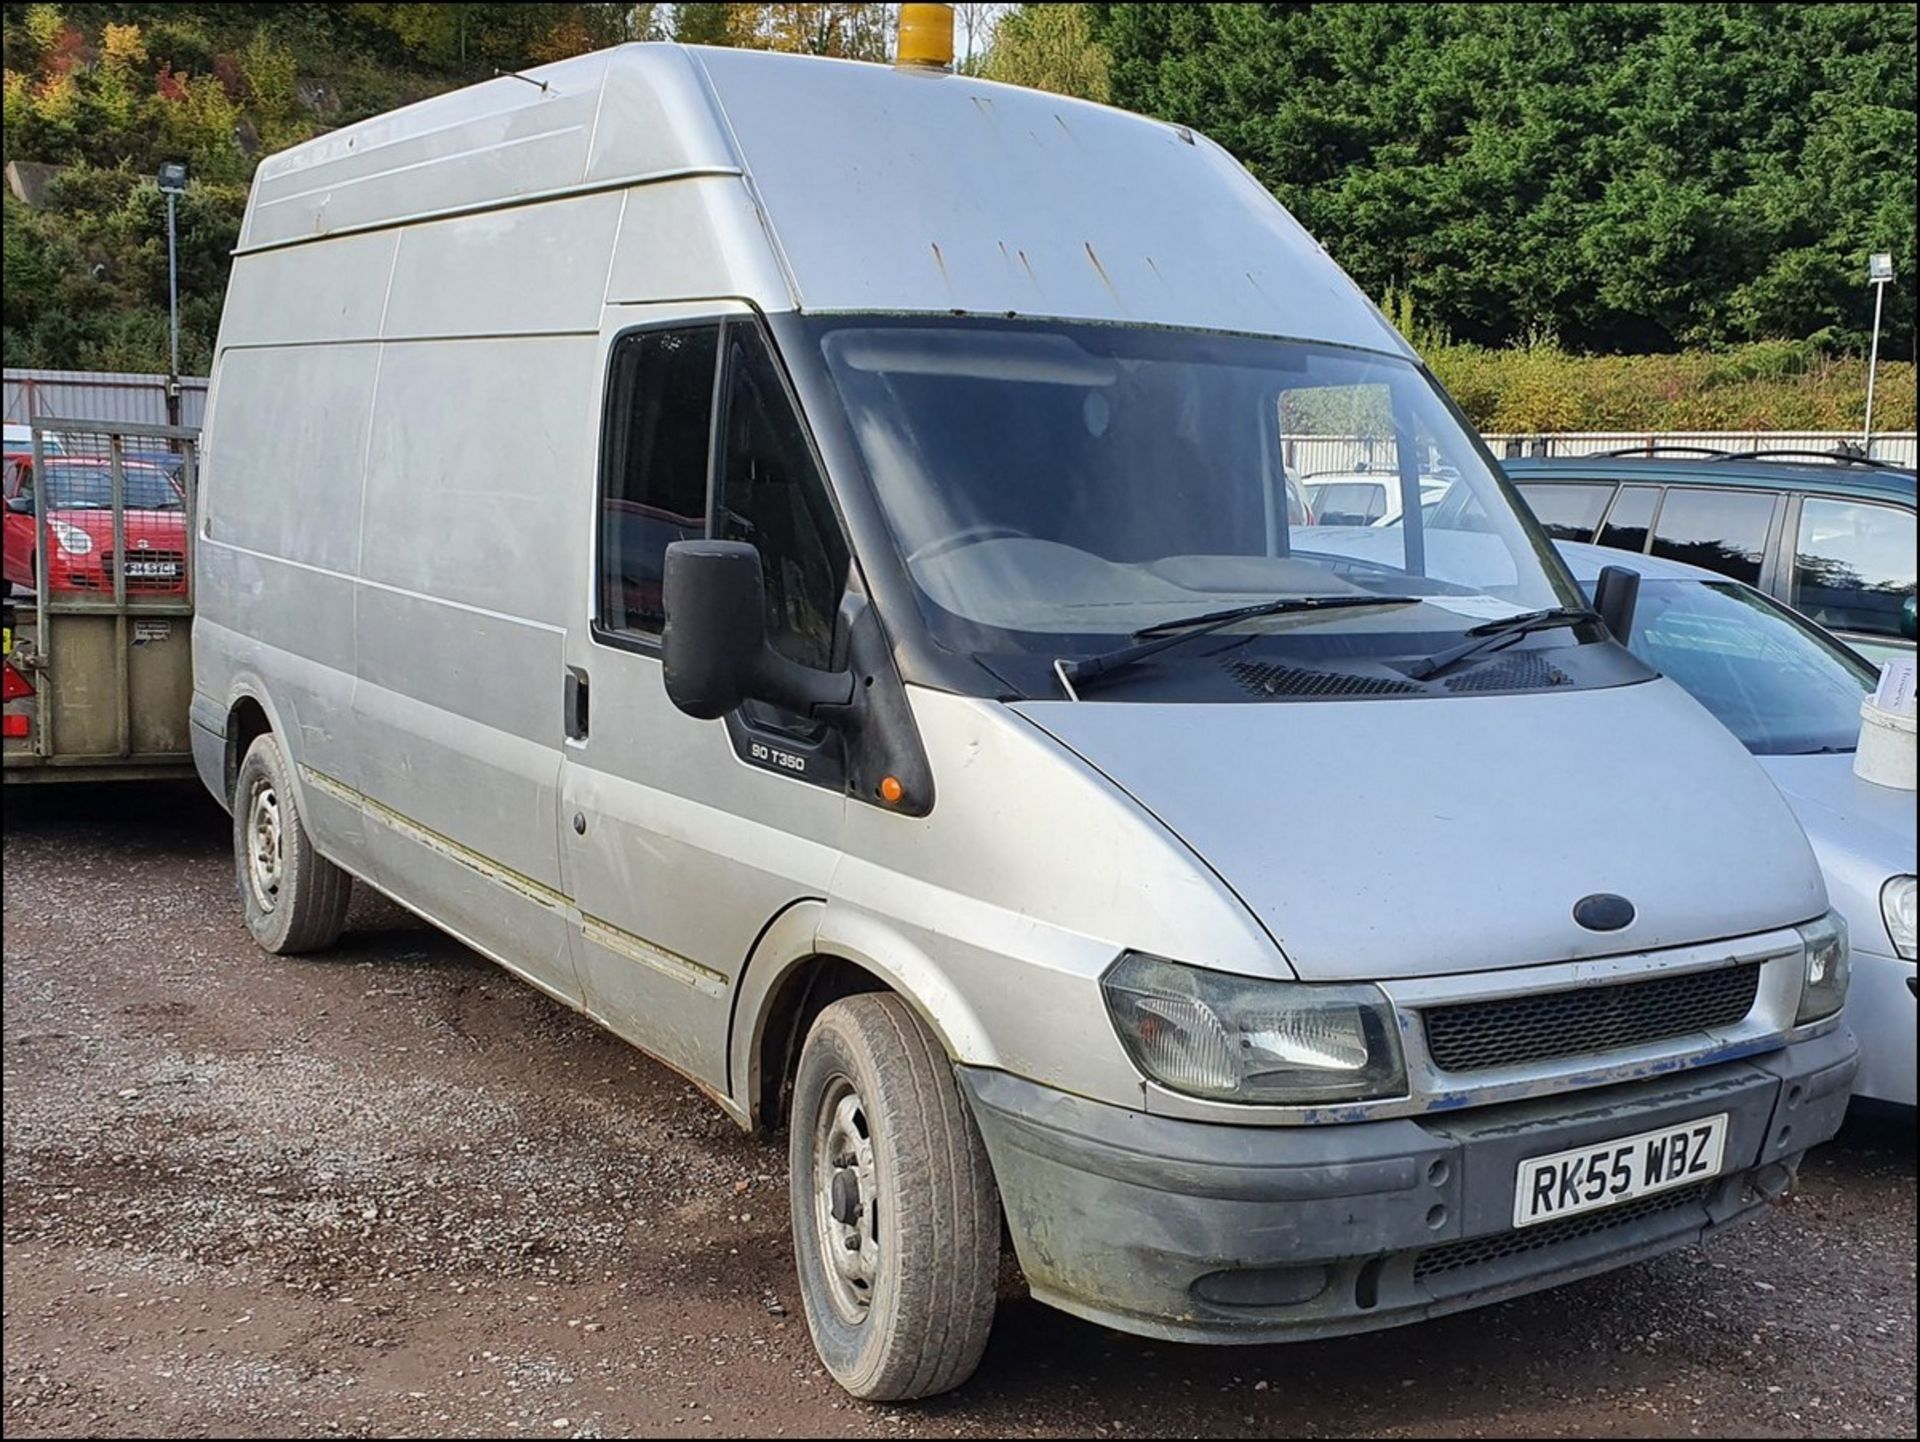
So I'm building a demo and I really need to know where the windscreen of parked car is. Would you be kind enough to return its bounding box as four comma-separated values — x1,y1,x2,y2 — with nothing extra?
37,463,183,512
1623,579,1875,755
810,318,1584,693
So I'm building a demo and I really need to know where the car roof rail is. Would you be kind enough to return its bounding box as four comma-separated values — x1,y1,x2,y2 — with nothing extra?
1587,444,1733,459
1715,448,1899,469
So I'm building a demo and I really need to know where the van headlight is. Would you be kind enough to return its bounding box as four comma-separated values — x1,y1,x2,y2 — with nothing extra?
1883,876,1916,961
1101,952,1406,1104
48,519,93,556
1794,912,1851,1024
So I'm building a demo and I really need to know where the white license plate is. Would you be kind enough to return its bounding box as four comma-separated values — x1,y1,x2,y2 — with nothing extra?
1513,1113,1728,1228
124,561,177,578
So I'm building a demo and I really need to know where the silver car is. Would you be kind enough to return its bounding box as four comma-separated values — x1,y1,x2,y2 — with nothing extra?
1561,542,1915,1108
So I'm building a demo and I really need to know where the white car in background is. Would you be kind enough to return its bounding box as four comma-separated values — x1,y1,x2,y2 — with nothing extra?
1297,466,1454,528
1559,541,1917,1108
3,423,62,457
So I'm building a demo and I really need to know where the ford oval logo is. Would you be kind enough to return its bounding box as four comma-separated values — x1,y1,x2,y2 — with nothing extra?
1574,893,1636,932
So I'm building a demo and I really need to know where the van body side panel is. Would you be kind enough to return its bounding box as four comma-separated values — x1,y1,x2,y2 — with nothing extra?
195,342,376,858
242,53,620,251
602,177,795,310
203,344,378,578
352,330,597,1002
382,194,625,339
217,232,398,347
240,48,744,254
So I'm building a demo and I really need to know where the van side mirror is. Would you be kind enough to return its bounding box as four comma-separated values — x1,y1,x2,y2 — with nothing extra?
1593,564,1640,644
661,540,855,720
5,494,31,514
1902,594,1916,642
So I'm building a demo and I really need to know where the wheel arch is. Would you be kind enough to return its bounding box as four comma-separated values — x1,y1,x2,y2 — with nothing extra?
224,692,273,801
730,902,1000,1133
217,680,320,825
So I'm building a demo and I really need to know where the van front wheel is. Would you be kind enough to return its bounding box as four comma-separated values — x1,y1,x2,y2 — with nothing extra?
233,733,351,954
789,993,1000,1401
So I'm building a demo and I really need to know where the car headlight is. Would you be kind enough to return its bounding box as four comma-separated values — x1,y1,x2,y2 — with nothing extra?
1101,952,1406,1104
1794,911,1850,1024
48,519,93,556
1883,876,1916,961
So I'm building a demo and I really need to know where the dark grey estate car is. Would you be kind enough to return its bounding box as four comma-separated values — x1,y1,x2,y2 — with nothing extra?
1502,449,1917,661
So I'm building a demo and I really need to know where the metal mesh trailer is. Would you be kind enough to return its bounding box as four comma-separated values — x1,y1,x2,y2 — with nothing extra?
3,415,198,783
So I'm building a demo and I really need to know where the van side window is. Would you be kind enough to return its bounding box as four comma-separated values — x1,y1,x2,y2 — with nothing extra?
716,323,849,673
598,325,720,638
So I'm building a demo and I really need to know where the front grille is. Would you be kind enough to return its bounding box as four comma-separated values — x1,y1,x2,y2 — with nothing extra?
1225,660,1423,698
1443,652,1572,693
1413,1182,1712,1282
1422,962,1763,1073
103,550,186,592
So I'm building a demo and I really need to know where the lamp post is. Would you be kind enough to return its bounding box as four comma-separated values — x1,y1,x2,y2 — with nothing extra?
157,161,188,430
1862,251,1894,453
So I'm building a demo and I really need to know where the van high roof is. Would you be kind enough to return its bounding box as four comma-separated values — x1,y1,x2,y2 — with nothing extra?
240,43,1407,352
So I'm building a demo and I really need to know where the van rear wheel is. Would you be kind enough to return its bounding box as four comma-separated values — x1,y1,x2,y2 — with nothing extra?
233,733,351,954
789,993,1000,1401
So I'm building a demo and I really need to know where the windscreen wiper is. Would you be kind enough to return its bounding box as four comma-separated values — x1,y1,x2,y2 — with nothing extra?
1055,594,1422,699
1404,606,1601,681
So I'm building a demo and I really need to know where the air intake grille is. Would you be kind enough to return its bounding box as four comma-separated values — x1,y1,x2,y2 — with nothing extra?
1413,1183,1712,1282
1421,962,1762,1073
1443,652,1573,692
1225,661,1423,699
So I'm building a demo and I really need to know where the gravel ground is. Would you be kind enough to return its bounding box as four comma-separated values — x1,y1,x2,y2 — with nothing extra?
3,783,1915,1439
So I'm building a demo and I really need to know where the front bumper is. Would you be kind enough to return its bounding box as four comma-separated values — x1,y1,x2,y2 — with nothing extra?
960,1026,1855,1344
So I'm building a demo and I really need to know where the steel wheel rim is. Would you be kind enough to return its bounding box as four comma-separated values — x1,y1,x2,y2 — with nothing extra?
811,1073,879,1325
245,779,284,913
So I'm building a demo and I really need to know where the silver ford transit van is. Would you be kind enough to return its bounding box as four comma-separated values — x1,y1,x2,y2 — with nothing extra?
191,33,1856,1401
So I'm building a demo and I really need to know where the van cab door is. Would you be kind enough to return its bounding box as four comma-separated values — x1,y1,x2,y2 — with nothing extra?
557,303,851,1092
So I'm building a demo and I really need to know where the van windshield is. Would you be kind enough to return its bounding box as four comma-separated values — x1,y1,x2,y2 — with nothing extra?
809,318,1585,692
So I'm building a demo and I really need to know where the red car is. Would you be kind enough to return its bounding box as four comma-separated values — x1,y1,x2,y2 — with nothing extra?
3,456,189,597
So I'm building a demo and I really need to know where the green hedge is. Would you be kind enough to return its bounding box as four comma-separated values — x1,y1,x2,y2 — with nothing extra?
1425,341,1916,435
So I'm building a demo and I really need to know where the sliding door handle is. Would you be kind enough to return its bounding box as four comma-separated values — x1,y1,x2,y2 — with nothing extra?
564,666,590,742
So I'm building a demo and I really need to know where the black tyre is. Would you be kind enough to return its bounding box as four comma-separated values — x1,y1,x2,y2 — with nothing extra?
789,993,1001,1401
232,732,351,954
